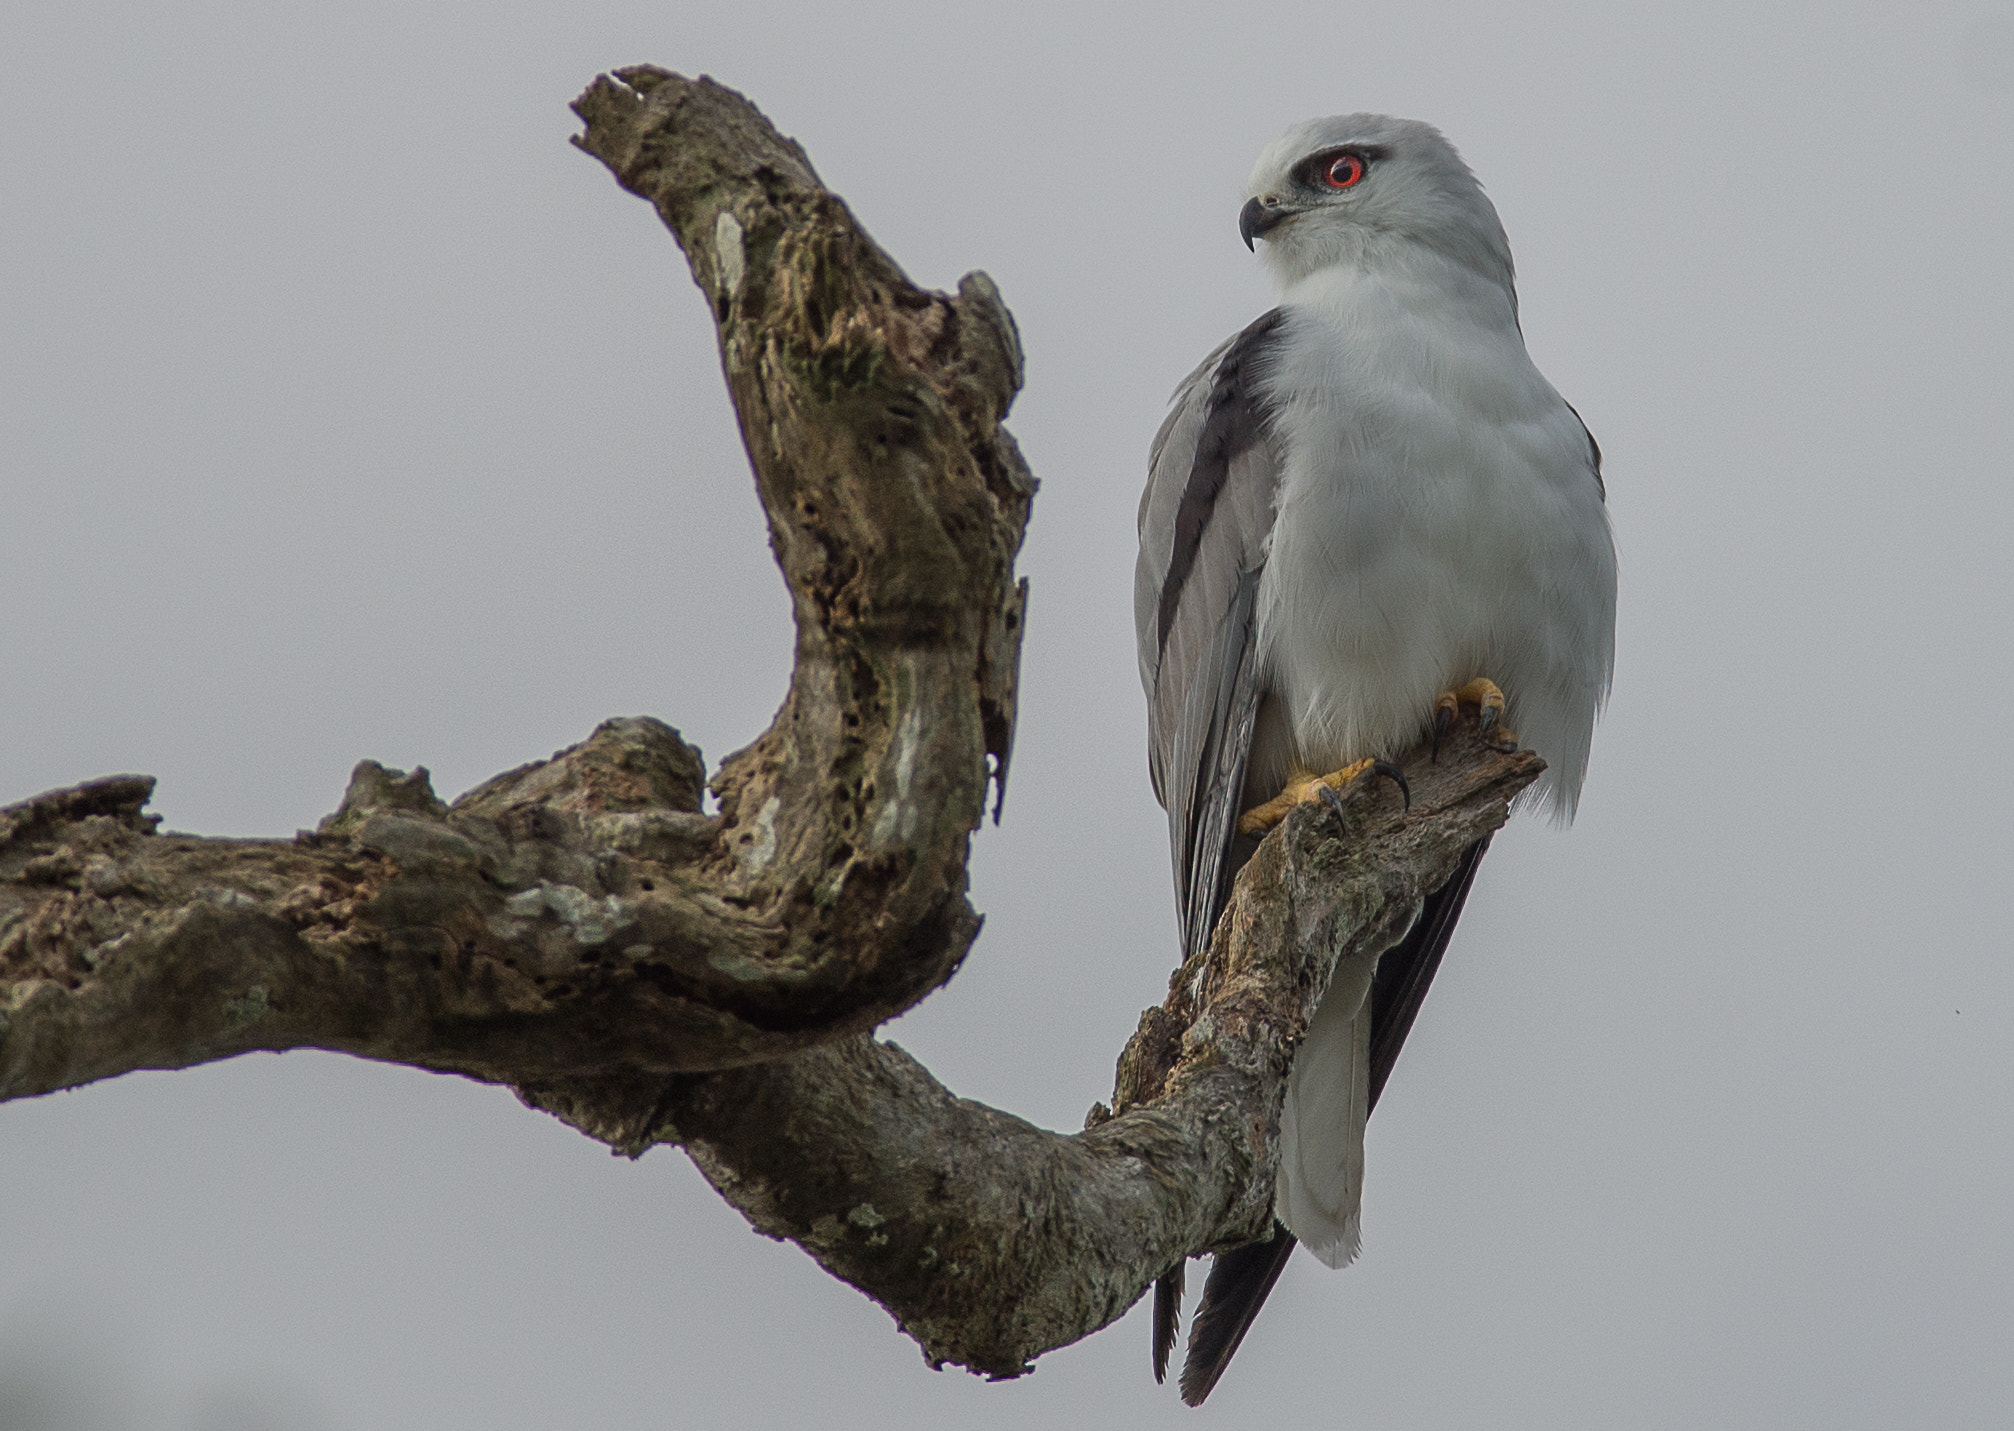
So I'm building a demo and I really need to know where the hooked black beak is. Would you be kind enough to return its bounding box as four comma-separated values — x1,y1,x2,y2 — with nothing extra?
1239,197,1289,251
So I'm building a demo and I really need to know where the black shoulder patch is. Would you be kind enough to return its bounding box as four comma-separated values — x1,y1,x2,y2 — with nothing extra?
1156,308,1288,657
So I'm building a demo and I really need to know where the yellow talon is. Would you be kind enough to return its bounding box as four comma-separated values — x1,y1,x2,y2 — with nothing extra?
1434,676,1519,754
1236,758,1378,836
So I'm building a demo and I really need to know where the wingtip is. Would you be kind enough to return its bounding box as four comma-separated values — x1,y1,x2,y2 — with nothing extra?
1178,1356,1222,1407
1151,1265,1183,1383
1177,1228,1298,1405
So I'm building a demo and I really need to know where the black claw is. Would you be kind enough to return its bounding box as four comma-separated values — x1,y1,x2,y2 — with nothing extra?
1431,704,1453,762
1315,763,1410,826
1475,707,1520,754
1370,759,1411,811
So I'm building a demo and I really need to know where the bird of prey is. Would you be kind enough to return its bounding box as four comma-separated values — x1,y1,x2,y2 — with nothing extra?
1134,114,1616,1404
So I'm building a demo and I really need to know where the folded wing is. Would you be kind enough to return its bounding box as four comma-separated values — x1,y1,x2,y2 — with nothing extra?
1135,310,1289,1381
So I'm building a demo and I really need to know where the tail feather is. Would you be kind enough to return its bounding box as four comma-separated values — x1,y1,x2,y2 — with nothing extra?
1173,836,1492,1403
1274,953,1374,1265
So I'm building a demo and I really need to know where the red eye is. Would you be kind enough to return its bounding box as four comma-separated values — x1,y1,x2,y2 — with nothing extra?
1323,153,1366,189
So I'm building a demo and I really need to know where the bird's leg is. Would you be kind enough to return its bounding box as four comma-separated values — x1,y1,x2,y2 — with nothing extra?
1237,758,1409,836
1432,676,1520,758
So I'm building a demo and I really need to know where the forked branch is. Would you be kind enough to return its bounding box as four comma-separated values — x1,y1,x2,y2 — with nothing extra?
0,68,1539,1379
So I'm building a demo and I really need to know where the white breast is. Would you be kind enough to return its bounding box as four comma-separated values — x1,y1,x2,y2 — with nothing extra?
1252,255,1615,822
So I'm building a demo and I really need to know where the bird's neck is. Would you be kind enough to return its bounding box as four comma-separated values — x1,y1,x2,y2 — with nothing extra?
1278,245,1520,336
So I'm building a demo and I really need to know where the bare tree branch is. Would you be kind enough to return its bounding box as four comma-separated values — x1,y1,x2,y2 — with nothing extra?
592,734,1538,1376
0,68,1541,1380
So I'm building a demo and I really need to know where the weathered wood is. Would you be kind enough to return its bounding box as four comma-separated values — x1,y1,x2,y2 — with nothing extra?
569,66,1036,1047
0,69,1542,1382
620,731,1539,1376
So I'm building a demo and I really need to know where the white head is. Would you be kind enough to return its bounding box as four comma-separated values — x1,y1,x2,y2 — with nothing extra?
1240,114,1515,296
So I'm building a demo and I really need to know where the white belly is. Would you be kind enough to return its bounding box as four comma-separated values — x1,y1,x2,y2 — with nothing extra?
1250,275,1614,823
1252,267,1617,1263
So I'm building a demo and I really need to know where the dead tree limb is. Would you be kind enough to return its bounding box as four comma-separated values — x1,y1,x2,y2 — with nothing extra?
0,67,1541,1380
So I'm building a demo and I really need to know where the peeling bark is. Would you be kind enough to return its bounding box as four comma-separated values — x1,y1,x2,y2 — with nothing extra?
0,68,1542,1381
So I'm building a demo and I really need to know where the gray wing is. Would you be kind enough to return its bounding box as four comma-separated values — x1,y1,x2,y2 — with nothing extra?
1135,309,1289,963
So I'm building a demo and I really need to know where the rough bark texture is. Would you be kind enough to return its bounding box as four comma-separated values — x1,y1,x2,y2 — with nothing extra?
570,65,1038,1058
0,68,1542,1381
639,733,1538,1376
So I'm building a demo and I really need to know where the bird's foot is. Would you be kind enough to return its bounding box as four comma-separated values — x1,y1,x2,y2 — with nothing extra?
1432,677,1519,758
1236,758,1410,836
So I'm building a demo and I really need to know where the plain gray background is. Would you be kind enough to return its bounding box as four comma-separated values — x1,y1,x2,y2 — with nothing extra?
4,1,2012,1427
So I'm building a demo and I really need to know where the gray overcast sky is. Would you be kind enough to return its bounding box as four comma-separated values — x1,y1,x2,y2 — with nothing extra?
4,1,2013,1427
